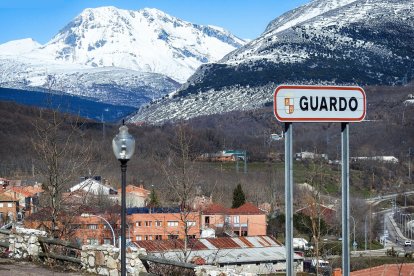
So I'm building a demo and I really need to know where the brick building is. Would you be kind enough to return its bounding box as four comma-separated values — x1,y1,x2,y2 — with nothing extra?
127,207,200,241
118,184,150,208
201,202,266,237
3,185,43,216
0,192,19,224
70,214,117,246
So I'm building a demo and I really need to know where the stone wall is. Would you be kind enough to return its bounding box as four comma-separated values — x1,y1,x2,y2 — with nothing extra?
2,228,298,276
8,228,46,260
81,244,147,276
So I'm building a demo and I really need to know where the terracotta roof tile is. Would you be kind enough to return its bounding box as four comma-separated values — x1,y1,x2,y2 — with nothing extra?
135,239,208,252
118,185,150,196
5,186,43,197
229,202,264,215
351,263,414,275
206,237,240,249
0,192,16,202
203,203,229,214
136,236,280,253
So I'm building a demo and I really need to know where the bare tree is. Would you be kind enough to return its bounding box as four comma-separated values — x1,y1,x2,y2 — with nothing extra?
158,124,199,262
297,157,338,275
32,78,92,237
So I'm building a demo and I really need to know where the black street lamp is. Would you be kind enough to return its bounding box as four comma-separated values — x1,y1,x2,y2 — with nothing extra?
112,125,135,276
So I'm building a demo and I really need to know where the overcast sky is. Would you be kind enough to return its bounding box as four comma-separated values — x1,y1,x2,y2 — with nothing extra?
0,0,310,44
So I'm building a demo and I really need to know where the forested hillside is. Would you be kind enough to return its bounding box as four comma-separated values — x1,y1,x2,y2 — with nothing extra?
0,84,412,206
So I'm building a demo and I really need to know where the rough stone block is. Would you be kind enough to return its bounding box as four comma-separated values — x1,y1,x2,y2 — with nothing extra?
88,255,95,267
28,236,38,244
97,267,109,275
107,255,117,269
95,251,105,266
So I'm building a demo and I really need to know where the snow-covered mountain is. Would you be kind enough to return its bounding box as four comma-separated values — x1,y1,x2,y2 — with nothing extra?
0,6,245,107
0,38,41,55
130,0,414,124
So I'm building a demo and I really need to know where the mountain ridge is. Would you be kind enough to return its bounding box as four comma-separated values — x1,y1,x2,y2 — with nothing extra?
0,6,245,108
129,0,414,124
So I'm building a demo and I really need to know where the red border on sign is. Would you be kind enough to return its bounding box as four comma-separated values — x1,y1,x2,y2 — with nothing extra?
273,85,366,122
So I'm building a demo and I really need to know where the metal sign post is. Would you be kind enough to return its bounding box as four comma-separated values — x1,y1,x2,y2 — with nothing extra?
284,122,294,275
273,85,366,276
341,122,350,275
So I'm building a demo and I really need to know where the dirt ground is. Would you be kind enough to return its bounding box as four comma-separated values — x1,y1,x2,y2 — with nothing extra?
0,258,83,276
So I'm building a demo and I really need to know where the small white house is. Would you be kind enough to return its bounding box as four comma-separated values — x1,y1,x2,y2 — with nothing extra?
69,178,117,196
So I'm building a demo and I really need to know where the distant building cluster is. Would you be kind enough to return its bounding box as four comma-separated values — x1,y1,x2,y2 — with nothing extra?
197,150,247,162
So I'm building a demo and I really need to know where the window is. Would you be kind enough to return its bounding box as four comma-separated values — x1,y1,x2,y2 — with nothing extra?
88,224,98,230
187,235,196,239
167,221,178,227
155,221,162,227
168,235,178,240
7,203,12,208
145,221,152,227
88,238,99,245
145,235,152,240
0,203,3,207
186,221,196,227
233,216,240,224
136,236,142,241
136,221,142,227
103,239,111,245
155,235,162,240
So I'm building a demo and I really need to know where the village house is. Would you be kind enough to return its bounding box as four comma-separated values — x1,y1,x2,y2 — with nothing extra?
201,202,267,237
135,235,303,274
118,184,150,208
0,192,19,225
295,151,328,161
197,150,247,162
69,176,117,196
127,207,200,241
3,185,43,216
70,214,118,246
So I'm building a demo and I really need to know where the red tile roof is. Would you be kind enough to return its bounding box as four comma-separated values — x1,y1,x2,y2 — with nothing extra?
5,186,43,198
206,237,240,249
0,192,17,202
135,239,208,252
203,202,265,215
135,236,281,253
118,185,150,196
203,203,229,214
230,202,265,215
351,263,414,275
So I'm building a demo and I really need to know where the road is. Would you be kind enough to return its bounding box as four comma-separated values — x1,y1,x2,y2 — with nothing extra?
366,191,414,205
0,259,82,276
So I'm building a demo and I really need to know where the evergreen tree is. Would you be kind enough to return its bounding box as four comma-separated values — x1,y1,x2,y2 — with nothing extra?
148,188,160,208
232,183,246,208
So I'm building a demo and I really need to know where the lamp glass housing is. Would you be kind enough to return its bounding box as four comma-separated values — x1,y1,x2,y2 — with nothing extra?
112,125,135,160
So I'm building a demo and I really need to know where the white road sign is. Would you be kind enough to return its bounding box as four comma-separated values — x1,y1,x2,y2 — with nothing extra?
273,85,366,122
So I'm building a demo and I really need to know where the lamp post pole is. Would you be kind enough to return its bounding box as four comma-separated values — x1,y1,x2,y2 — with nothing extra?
121,159,128,276
112,124,135,276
